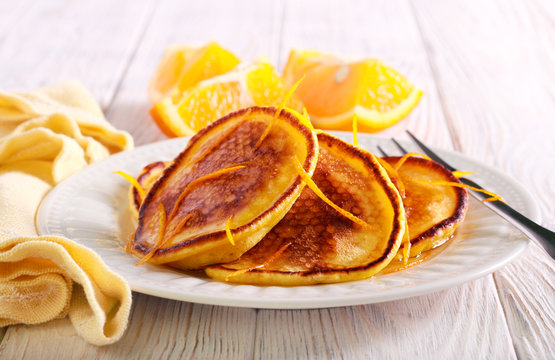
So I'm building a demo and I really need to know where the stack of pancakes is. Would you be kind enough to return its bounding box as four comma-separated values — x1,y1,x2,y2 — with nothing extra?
126,106,468,285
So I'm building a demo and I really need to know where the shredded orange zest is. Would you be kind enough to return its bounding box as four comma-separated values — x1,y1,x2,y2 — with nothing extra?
184,120,246,169
225,242,292,281
136,203,166,265
394,152,431,171
377,157,405,197
292,156,374,230
225,217,235,246
254,76,305,149
420,180,505,203
352,114,358,146
169,164,246,220
452,171,474,178
114,170,146,198
302,107,314,131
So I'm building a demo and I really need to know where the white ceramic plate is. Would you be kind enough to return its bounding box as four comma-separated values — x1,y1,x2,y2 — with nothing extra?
36,132,536,309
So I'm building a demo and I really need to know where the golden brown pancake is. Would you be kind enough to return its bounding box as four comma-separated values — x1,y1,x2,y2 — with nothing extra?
205,132,406,285
381,156,468,256
129,106,319,269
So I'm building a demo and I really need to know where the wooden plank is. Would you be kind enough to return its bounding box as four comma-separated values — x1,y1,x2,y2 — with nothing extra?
106,0,285,145
0,0,155,109
0,295,257,360
495,243,555,359
410,1,555,358
255,278,516,359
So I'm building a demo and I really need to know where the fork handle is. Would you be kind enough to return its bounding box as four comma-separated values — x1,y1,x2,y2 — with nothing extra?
460,177,555,259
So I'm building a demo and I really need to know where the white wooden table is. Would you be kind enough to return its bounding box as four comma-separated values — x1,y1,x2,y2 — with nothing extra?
1,0,554,358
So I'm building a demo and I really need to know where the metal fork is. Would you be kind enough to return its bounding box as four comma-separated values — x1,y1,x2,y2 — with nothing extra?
377,130,555,259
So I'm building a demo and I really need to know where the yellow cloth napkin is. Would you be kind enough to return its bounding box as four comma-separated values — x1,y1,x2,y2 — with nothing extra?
0,81,133,345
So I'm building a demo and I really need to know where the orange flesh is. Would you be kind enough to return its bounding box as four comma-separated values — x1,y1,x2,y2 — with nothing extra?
295,62,367,117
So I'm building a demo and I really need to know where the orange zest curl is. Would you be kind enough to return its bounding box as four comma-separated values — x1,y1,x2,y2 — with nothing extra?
452,171,474,178
169,164,246,220
225,242,292,281
377,157,406,198
225,217,235,246
401,222,411,264
254,76,305,150
352,114,358,146
114,170,146,198
136,203,167,265
419,180,505,203
301,107,314,131
393,152,431,171
292,156,374,230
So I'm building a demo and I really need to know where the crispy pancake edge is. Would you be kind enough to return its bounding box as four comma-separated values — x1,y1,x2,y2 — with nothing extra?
131,161,167,218
383,156,469,248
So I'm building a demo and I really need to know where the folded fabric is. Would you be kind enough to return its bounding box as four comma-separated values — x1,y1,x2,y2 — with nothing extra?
0,81,133,345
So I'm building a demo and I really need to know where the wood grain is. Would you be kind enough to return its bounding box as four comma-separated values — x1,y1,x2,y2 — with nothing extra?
495,243,555,359
0,295,257,360
411,1,555,358
0,0,155,109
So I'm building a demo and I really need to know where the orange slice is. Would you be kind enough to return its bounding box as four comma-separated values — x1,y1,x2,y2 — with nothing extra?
147,42,240,104
150,60,303,137
283,49,422,132
129,106,318,269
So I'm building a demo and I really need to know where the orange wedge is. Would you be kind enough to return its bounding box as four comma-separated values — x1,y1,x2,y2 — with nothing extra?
148,42,240,104
150,60,303,137
283,49,422,132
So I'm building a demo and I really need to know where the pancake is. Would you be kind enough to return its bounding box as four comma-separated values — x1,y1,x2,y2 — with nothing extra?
381,156,468,256
129,106,319,269
205,132,406,285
